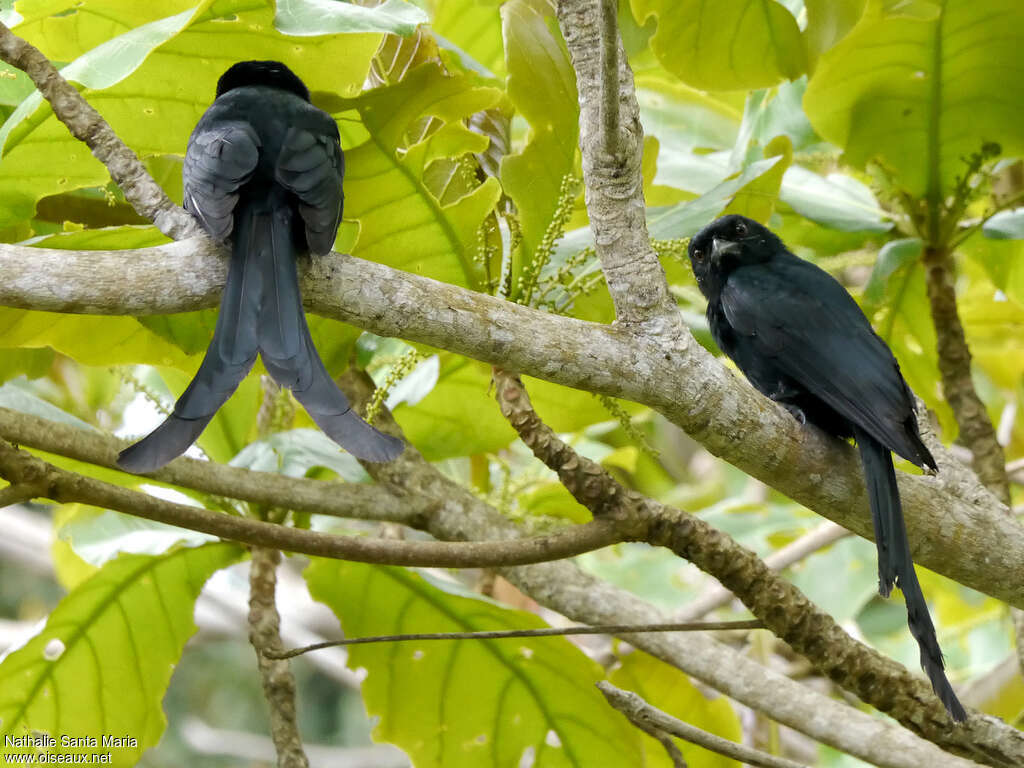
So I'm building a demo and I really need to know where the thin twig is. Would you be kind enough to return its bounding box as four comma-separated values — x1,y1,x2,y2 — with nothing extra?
597,682,808,768
0,22,198,239
0,439,622,568
267,620,765,660
248,546,309,768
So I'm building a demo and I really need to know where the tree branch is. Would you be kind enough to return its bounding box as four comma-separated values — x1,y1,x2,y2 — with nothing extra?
675,522,849,623
0,23,198,240
1,242,1020,610
556,0,679,331
0,439,621,568
922,245,1009,502
248,546,308,768
340,371,990,768
492,368,1023,765
597,682,807,768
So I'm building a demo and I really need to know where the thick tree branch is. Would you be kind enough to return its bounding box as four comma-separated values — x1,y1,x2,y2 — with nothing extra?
340,371,983,768
597,682,807,768
556,0,679,331
0,439,621,568
493,369,1023,763
922,245,1009,502
0,23,198,240
1,241,1021,609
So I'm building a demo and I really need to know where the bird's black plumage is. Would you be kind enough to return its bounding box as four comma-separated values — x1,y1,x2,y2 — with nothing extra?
688,214,966,722
118,61,403,473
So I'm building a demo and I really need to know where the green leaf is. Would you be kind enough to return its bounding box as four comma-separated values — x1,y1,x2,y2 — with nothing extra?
230,428,369,481
609,649,743,768
631,0,807,91
275,0,428,36
340,62,503,287
647,155,783,239
499,0,579,300
432,0,506,77
0,347,53,383
780,167,892,232
59,509,218,567
803,0,1024,199
723,134,792,223
0,0,384,229
305,559,645,768
803,0,867,69
0,543,243,765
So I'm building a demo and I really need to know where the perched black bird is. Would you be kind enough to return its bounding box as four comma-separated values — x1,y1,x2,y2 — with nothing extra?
688,214,966,722
118,61,403,473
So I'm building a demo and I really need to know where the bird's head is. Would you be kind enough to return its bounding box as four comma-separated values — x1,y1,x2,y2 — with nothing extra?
215,60,310,102
687,214,783,298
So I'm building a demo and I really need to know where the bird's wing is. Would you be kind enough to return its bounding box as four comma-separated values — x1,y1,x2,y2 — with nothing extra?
274,117,344,256
182,121,261,240
720,256,923,461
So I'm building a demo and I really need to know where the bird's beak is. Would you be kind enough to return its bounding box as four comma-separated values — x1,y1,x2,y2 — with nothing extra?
710,237,742,264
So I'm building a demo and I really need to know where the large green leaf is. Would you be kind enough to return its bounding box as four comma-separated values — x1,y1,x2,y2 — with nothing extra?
803,0,867,69
0,0,384,229
631,0,806,91
499,0,579,300
305,559,645,768
432,0,506,77
275,0,428,36
339,62,502,287
803,0,1024,199
0,543,242,766
609,649,742,768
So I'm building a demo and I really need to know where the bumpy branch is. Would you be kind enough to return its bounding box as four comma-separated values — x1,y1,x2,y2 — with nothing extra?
492,369,1024,764
339,371,984,768
0,23,198,240
922,245,1009,502
1,240,1020,609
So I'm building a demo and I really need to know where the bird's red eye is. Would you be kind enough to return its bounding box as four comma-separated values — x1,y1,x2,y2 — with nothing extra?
734,220,747,236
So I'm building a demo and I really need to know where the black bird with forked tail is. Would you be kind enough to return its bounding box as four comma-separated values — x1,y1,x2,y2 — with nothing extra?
118,61,402,472
688,214,965,722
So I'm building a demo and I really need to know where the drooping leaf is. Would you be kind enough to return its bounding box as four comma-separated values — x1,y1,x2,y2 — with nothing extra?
0,543,243,766
305,559,645,768
803,0,867,69
723,134,792,223
631,0,806,91
804,0,1024,199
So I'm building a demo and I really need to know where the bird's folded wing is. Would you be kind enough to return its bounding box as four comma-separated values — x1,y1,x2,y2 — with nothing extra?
720,258,922,461
275,121,344,256
183,121,261,240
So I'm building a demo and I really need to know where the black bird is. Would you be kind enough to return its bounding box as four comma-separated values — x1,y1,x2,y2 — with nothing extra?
118,61,403,473
688,214,966,722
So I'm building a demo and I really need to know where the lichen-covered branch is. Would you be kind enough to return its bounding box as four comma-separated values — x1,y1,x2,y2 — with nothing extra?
556,0,679,332
1,240,1022,609
339,371,982,768
493,368,1023,765
922,244,1009,503
0,438,620,568
0,23,198,240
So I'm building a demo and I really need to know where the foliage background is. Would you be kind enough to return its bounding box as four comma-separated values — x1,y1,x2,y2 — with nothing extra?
0,0,1022,766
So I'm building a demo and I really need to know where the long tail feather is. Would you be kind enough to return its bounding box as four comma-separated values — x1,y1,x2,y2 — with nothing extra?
855,427,967,721
117,215,261,473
